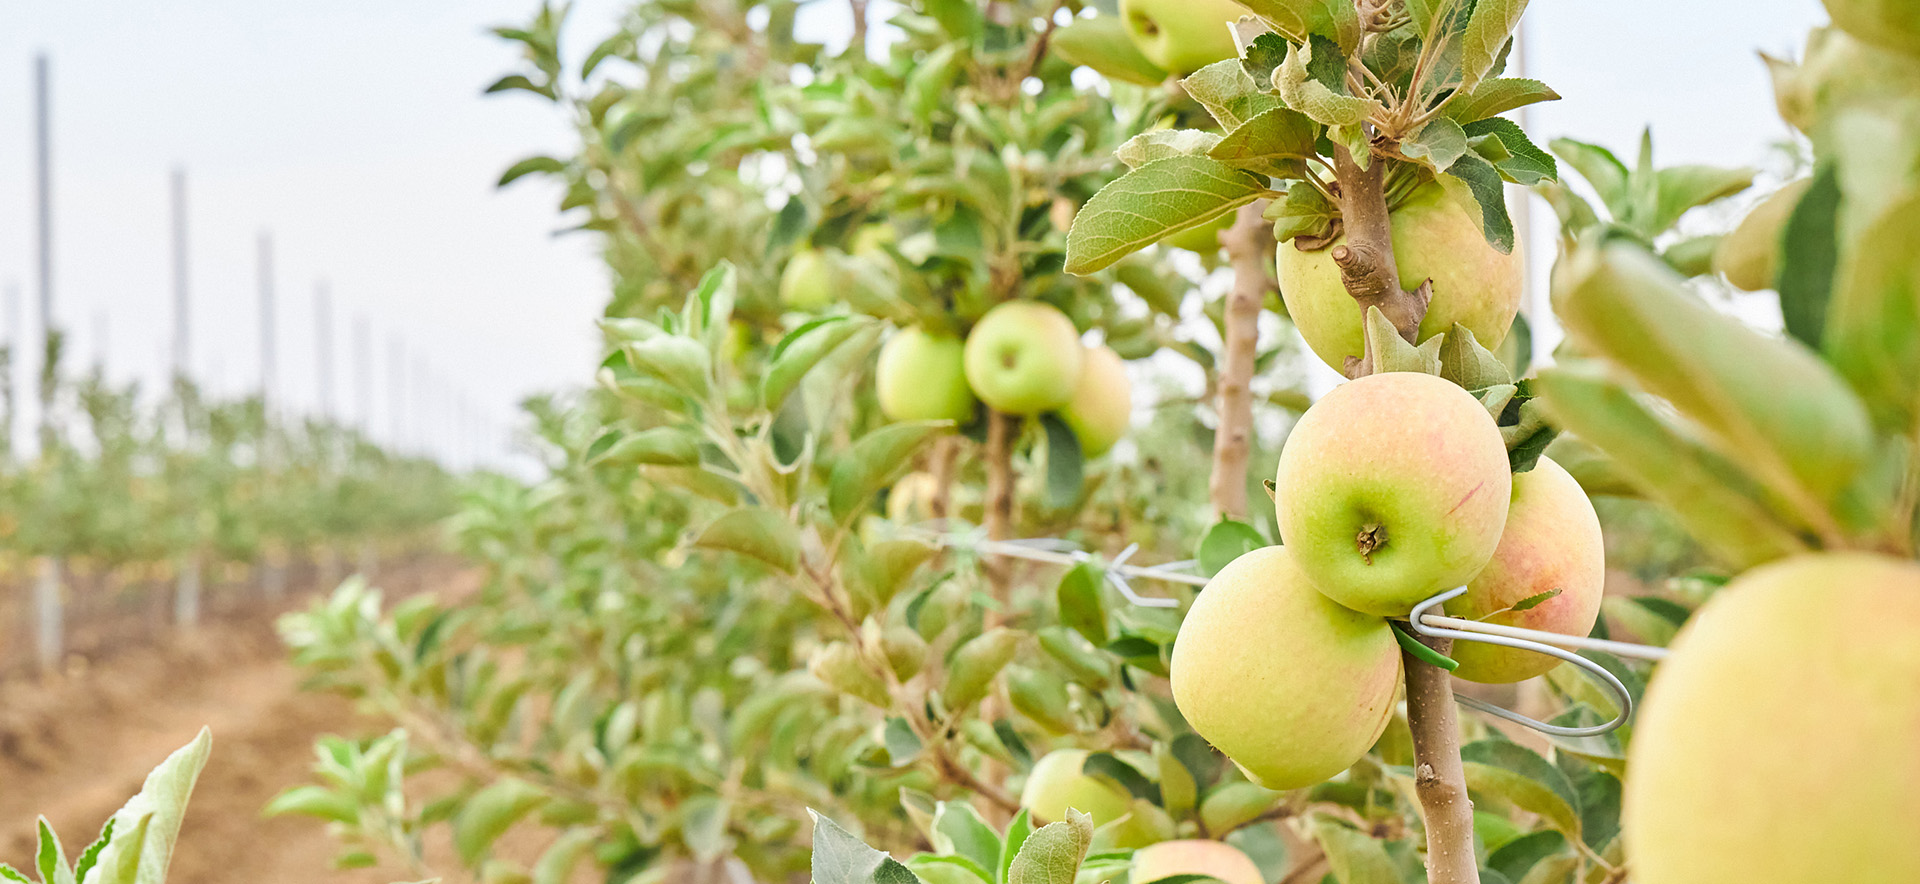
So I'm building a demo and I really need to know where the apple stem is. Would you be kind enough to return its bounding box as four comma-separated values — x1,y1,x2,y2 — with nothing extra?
982,408,1017,617
1403,631,1482,884
1329,141,1431,378
1210,201,1274,521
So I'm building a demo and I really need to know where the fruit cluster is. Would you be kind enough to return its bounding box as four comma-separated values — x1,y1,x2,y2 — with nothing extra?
1171,371,1604,789
870,299,1134,459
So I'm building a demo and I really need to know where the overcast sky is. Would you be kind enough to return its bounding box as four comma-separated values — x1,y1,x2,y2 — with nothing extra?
0,1,1829,465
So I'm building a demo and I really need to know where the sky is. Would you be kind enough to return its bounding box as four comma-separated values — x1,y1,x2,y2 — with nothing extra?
0,0,1832,465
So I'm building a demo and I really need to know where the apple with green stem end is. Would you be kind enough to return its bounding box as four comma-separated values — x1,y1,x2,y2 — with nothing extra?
1446,456,1605,684
1624,552,1920,884
1131,840,1265,884
876,328,975,423
1058,344,1131,457
1118,0,1244,76
779,248,835,310
1274,371,1512,616
1278,177,1522,373
1171,546,1402,790
963,301,1084,415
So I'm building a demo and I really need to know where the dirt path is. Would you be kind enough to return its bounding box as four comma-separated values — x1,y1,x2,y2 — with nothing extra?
0,562,478,883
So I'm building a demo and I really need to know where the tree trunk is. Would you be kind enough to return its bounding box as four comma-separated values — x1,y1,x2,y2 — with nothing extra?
1403,633,1480,884
1329,144,1430,377
1209,202,1272,520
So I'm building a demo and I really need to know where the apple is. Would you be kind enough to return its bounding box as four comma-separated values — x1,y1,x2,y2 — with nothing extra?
1021,747,1135,826
1058,344,1132,457
779,248,835,310
1162,212,1233,254
1171,546,1402,790
1119,0,1244,76
1824,0,1920,57
1445,457,1605,684
1623,553,1920,884
1273,371,1512,616
851,223,895,255
962,301,1085,415
886,471,941,524
1277,177,1523,373
876,327,976,423
1131,840,1265,884
1714,179,1811,291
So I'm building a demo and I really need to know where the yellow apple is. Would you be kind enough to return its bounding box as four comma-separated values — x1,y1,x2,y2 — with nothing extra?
963,301,1084,415
779,248,835,310
876,327,976,423
1119,0,1243,76
1274,371,1512,616
1277,177,1522,373
1624,552,1920,884
1058,344,1132,457
1171,546,1402,790
1446,456,1605,684
1132,839,1264,884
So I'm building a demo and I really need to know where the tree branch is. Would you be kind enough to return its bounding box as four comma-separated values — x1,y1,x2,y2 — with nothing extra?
982,409,1016,617
1209,202,1272,521
1328,142,1430,378
1403,633,1480,884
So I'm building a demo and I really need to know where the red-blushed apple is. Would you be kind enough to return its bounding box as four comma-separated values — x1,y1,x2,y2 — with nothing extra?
962,301,1084,415
1118,0,1244,76
1623,553,1920,884
780,248,835,310
876,327,975,423
1277,177,1522,373
1274,371,1511,616
1447,456,1605,684
1131,839,1265,884
1171,546,1402,790
1058,344,1131,457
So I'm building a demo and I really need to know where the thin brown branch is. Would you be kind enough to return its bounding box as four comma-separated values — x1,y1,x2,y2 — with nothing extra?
1209,202,1273,521
1403,633,1480,884
928,434,960,522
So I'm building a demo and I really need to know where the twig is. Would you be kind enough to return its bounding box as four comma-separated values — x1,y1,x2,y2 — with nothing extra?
1209,201,1272,520
1402,632,1480,884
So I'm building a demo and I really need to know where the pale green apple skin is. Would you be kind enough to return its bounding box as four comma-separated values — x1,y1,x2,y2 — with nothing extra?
1447,457,1605,684
1274,371,1512,616
1170,546,1402,790
1278,177,1522,373
1021,748,1134,829
1824,0,1920,56
1623,553,1920,884
1131,840,1265,884
876,328,976,423
1119,0,1244,75
1059,344,1131,457
963,301,1084,415
779,248,835,310
1162,212,1233,253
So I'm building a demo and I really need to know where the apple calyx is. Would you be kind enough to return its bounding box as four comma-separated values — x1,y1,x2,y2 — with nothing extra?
1356,523,1388,563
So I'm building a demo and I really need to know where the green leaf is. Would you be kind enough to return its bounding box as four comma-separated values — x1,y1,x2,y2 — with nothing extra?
1082,753,1160,803
1065,157,1268,274
1445,78,1560,123
1208,106,1317,170
1445,152,1517,253
1777,163,1841,350
588,427,703,467
1403,117,1469,172
1180,61,1287,130
1274,41,1380,127
764,318,880,412
262,785,360,824
1007,811,1094,884
1235,0,1361,51
1056,562,1109,646
622,335,711,400
1460,0,1527,91
1465,118,1557,186
1487,830,1567,882
497,155,566,187
1826,186,1920,431
1267,184,1340,243
1050,15,1169,86
830,422,952,524
38,818,74,884
694,508,802,574
1000,811,1034,884
1661,234,1723,277
1199,781,1284,834
80,727,211,884
1116,130,1225,171
931,802,1001,873
453,778,548,866
0,866,29,884
1309,816,1401,884
1575,770,1622,850
1390,622,1459,670
1509,588,1561,613
532,829,599,884
945,628,1023,711
1549,139,1629,218
1363,306,1443,375
1439,322,1514,390
809,811,923,884
1648,165,1755,236
483,74,553,99
1040,414,1084,510
1461,741,1581,841
73,819,114,884
906,856,993,884
1501,394,1559,473
1195,520,1265,577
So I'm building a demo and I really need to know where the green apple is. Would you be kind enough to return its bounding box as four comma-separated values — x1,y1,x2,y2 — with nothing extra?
1162,212,1232,254
1274,371,1512,616
1050,14,1170,87
1132,840,1265,884
1021,748,1134,828
780,248,835,310
1714,179,1811,291
851,223,895,255
1058,344,1131,457
1277,177,1523,373
1446,456,1605,684
876,327,976,423
1119,0,1243,76
963,301,1085,415
1824,0,1920,56
1623,553,1920,884
1171,546,1402,790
